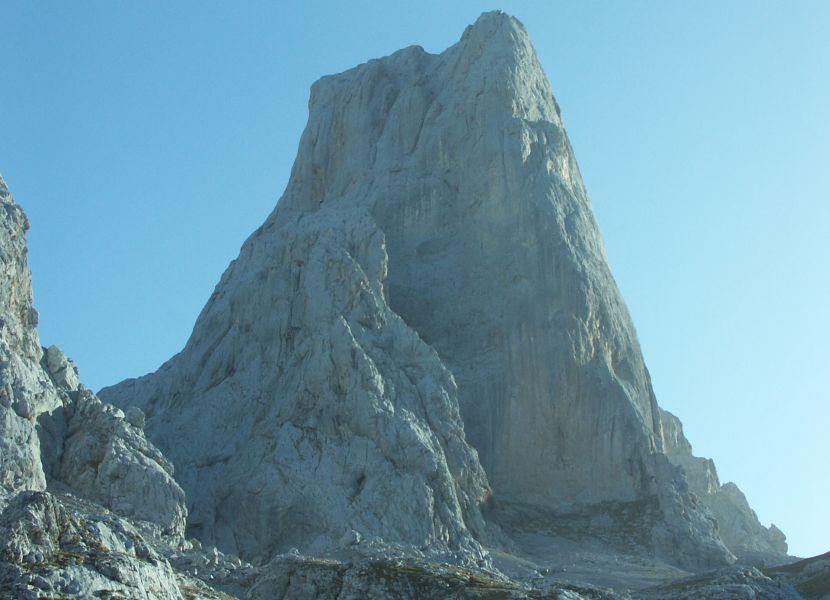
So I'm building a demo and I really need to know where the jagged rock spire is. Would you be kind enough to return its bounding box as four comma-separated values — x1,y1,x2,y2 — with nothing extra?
102,12,781,569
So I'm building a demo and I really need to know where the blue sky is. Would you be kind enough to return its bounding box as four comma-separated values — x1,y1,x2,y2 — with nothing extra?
2,1,828,558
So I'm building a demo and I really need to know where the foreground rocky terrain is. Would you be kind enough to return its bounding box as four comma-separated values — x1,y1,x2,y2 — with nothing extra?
2,11,827,600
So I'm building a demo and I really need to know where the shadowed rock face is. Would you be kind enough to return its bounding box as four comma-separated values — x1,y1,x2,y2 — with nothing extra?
101,11,781,570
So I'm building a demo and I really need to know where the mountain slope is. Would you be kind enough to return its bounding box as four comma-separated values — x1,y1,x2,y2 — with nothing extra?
100,202,492,565
101,11,782,571
0,175,214,598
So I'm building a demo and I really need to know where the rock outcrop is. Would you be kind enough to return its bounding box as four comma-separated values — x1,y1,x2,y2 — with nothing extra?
101,11,748,570
247,553,622,600
0,177,205,597
38,378,187,539
100,204,491,565
660,408,788,562
1,491,185,600
639,566,803,600
0,175,187,539
4,10,805,598
765,551,830,599
0,177,58,505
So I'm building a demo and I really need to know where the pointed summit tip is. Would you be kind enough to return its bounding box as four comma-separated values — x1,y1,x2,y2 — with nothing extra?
470,10,522,29
455,11,538,70
462,10,529,45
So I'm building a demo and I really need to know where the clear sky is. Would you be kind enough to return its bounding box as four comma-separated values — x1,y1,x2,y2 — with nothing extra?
2,1,827,559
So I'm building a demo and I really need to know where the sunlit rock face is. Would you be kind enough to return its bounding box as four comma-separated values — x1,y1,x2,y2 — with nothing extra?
271,11,730,565
0,176,187,539
0,491,186,600
101,11,786,570
99,203,492,565
0,178,199,598
1,177,60,507
263,9,663,510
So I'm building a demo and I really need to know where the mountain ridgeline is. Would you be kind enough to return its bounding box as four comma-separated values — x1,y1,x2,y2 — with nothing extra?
2,10,809,600
99,11,785,571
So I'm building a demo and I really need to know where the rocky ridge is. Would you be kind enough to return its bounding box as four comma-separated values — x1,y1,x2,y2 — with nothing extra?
660,408,788,563
0,176,217,598
102,10,768,572
3,10,824,600
100,203,492,565
1,175,188,535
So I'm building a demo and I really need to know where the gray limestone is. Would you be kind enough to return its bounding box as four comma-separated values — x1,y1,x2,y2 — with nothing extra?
279,10,662,510
247,553,621,600
0,490,244,599
1,9,809,599
247,554,810,600
0,175,187,539
126,405,146,429
0,176,201,597
102,11,745,569
0,491,185,600
41,385,187,538
43,345,80,392
266,12,740,568
766,551,830,599
660,408,788,562
639,567,803,600
0,177,59,505
101,204,491,565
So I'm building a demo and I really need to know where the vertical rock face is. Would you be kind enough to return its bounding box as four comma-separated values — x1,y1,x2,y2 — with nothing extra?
271,11,718,558
0,177,201,597
0,175,187,536
1,176,60,504
271,11,665,510
660,409,788,562
101,11,779,570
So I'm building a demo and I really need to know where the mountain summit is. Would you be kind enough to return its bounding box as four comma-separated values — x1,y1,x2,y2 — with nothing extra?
101,11,786,572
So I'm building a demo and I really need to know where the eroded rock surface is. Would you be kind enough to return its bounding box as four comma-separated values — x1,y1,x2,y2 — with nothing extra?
1,176,187,538
0,177,58,505
0,176,200,598
248,552,623,600
660,408,788,563
2,9,811,599
40,383,187,539
0,491,186,600
639,566,803,600
101,205,491,564
101,11,743,570
766,552,830,600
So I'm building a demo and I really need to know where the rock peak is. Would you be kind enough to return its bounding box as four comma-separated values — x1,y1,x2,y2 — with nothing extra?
457,11,535,64
101,12,784,573
463,10,526,41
